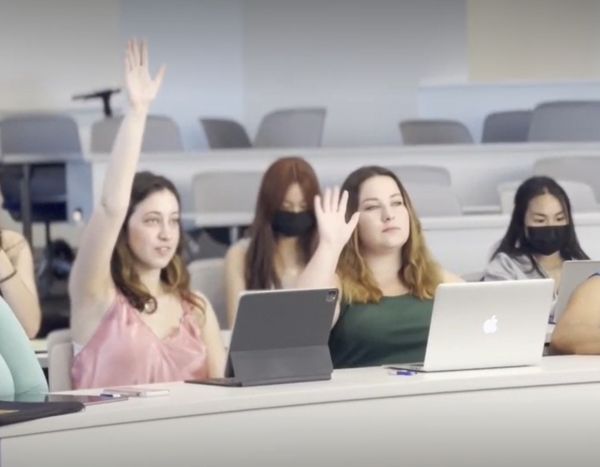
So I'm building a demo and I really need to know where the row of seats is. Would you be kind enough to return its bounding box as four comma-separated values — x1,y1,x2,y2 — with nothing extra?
96,107,329,151
0,106,327,161
3,109,600,262
400,100,600,145
189,158,600,223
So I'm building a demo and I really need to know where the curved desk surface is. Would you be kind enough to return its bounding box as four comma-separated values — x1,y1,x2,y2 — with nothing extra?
0,354,592,436
1,355,599,466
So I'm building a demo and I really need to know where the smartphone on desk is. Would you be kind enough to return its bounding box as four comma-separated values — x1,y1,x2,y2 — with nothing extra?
10,393,128,406
101,387,170,398
46,394,129,406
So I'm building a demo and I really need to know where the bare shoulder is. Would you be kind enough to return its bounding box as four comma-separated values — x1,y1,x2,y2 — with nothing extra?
224,240,250,278
191,289,210,304
225,239,249,263
189,290,215,314
440,269,464,283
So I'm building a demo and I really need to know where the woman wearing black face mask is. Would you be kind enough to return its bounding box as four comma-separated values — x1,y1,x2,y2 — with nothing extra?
483,176,589,321
224,156,320,327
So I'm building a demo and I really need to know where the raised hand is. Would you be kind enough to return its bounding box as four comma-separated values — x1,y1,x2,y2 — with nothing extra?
124,38,166,109
314,187,360,252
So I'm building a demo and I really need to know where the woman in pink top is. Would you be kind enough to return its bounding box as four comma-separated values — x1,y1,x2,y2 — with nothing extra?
69,39,226,389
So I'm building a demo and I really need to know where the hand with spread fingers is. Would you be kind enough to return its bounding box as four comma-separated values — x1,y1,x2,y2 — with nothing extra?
124,38,166,109
314,186,360,252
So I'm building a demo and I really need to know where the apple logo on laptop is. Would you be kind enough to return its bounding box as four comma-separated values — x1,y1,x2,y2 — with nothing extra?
483,315,498,334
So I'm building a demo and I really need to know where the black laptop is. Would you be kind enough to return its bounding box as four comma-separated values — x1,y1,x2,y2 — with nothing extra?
187,287,338,387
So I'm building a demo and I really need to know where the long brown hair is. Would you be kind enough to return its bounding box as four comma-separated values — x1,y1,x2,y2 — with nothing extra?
111,171,204,316
338,166,442,303
244,156,320,289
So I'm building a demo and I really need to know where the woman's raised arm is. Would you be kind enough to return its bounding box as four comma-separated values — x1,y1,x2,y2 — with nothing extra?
69,39,166,345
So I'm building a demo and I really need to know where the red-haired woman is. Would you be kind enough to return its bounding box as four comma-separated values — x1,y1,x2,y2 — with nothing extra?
224,156,320,327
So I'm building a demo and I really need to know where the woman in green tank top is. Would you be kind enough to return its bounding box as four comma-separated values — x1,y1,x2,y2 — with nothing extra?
296,166,463,368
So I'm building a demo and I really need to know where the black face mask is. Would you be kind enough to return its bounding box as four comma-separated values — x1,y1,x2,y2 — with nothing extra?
526,225,569,256
271,210,315,237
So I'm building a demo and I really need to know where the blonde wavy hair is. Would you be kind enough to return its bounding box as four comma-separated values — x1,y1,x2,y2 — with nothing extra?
337,166,442,304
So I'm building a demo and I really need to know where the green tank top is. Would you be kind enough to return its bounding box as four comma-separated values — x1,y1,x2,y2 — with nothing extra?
328,294,434,369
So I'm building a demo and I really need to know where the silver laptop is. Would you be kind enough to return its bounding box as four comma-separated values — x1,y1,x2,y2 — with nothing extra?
552,260,600,324
389,279,555,373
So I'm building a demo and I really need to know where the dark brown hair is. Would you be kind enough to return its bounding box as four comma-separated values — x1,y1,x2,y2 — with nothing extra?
244,156,320,289
111,171,204,316
492,176,589,273
338,166,442,303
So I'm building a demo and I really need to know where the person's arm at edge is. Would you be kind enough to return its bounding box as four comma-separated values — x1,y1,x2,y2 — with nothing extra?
68,39,165,346
551,275,600,354
224,242,247,329
195,292,226,378
0,233,41,338
0,297,47,396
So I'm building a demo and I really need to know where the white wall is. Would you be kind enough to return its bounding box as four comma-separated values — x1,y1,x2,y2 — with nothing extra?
419,0,600,142
0,0,470,150
467,0,600,81
242,0,468,147
0,0,121,110
418,80,600,143
120,0,244,150
0,0,122,248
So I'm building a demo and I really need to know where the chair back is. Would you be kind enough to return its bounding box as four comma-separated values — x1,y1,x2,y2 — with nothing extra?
91,115,184,153
498,179,598,213
254,107,327,148
0,113,82,155
188,258,227,329
46,329,73,392
389,165,452,186
400,119,473,145
533,156,600,203
481,110,532,143
0,113,77,212
200,118,252,149
404,184,462,217
528,100,600,142
192,171,263,213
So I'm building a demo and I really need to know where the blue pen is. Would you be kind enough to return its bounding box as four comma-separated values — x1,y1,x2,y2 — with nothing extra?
387,369,417,376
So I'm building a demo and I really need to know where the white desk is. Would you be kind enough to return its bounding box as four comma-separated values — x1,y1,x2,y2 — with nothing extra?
5,144,600,249
180,212,253,229
0,355,599,466
65,144,600,226
181,212,253,243
422,212,600,274
179,210,600,275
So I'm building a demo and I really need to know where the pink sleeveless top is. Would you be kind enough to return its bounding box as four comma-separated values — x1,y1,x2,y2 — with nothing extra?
71,293,209,390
